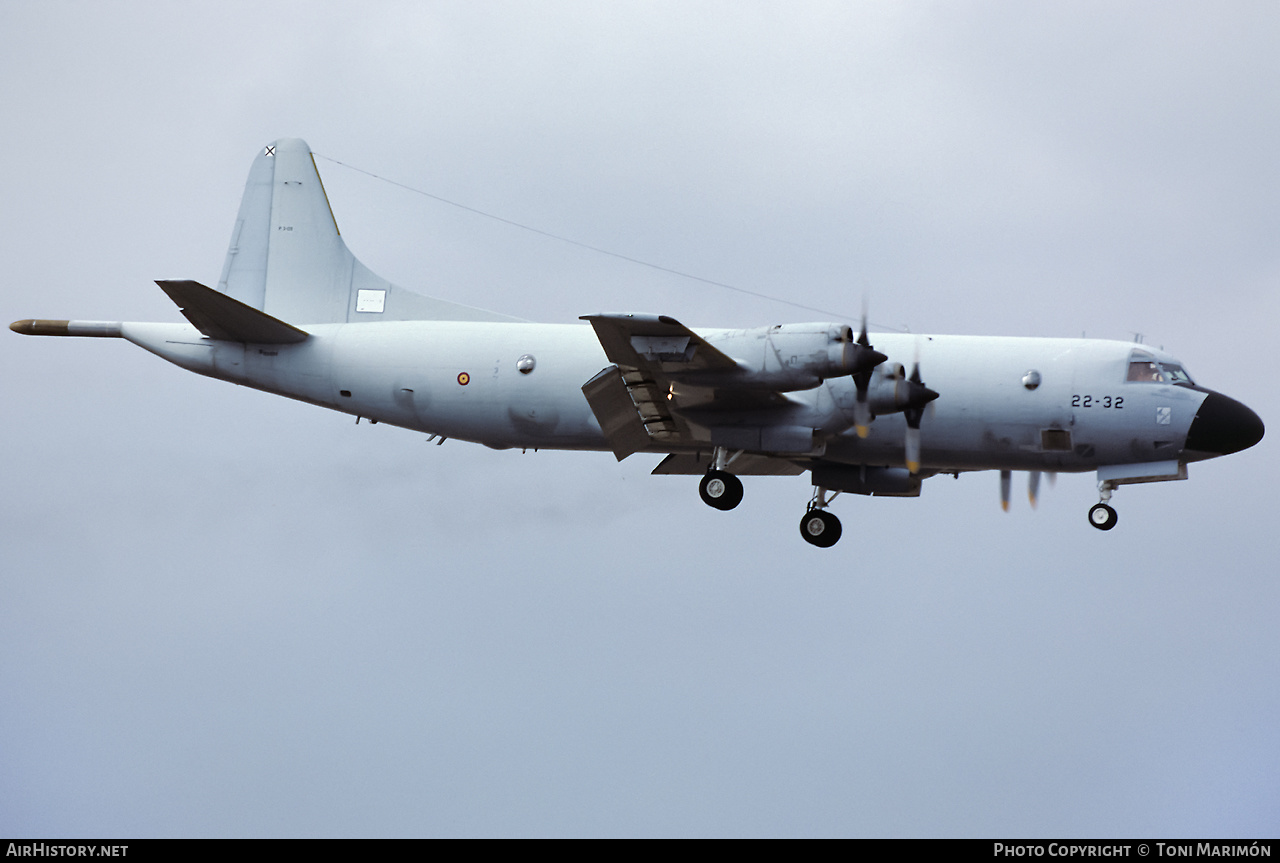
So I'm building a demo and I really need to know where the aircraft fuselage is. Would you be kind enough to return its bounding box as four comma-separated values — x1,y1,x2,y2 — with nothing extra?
120,319,1231,475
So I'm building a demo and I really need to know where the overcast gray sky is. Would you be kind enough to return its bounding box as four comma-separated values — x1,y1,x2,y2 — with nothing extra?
2,1,1277,838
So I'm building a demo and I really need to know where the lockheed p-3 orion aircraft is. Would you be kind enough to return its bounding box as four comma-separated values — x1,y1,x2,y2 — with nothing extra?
11,139,1265,547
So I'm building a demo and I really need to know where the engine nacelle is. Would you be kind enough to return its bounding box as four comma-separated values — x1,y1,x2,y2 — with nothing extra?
864,362,936,415
693,323,879,391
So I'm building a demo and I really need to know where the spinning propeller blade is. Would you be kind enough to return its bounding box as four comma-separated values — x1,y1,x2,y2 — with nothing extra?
851,310,885,438
902,356,939,474
999,470,1056,510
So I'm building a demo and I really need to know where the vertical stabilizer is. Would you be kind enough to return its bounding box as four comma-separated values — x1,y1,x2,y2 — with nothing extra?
216,138,521,324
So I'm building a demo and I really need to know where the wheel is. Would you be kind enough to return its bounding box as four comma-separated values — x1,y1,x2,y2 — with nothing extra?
799,509,842,548
699,470,743,510
1088,503,1118,531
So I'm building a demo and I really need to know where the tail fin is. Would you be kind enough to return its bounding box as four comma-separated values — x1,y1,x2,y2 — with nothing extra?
216,138,521,325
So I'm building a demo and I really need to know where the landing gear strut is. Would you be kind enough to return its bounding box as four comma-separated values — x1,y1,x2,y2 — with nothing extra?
1088,481,1118,531
799,487,842,547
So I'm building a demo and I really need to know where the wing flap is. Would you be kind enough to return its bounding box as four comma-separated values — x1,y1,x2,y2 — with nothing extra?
582,366,653,460
582,365,695,460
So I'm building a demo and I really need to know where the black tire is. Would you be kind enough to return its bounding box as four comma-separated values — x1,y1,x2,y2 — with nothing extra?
699,470,744,510
799,509,842,547
1088,503,1118,531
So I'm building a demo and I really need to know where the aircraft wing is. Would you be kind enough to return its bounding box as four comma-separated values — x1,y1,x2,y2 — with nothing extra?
650,452,807,476
581,314,798,460
581,314,739,374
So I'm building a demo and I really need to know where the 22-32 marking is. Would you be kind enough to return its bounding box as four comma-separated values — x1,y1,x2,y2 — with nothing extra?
1072,395,1123,409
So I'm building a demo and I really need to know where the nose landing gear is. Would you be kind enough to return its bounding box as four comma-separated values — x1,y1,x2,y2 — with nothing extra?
1088,503,1118,530
1088,481,1118,530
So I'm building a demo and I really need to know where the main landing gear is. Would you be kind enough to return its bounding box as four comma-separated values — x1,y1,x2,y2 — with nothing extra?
1088,480,1119,531
799,488,842,548
698,447,745,511
699,469,743,510
696,448,845,548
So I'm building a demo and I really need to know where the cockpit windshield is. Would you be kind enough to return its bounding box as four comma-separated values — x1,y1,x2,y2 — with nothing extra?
1127,359,1165,382
1126,351,1194,386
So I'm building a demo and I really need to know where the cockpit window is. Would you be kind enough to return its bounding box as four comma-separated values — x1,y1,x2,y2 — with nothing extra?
1160,363,1194,385
1127,360,1164,382
1126,351,1195,385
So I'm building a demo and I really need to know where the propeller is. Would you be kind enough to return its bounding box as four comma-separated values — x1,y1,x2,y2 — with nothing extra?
901,355,939,474
1030,470,1058,507
1001,470,1058,510
850,309,886,438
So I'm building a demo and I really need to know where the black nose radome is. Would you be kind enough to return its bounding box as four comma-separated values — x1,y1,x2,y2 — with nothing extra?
1185,392,1265,456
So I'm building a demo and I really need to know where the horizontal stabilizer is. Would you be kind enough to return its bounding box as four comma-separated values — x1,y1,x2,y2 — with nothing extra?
156,280,308,344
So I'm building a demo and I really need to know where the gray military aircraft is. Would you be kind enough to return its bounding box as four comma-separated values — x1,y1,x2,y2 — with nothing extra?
12,139,1265,546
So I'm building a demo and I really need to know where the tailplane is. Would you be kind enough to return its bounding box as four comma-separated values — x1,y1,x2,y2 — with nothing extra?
216,138,521,325
156,280,308,343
